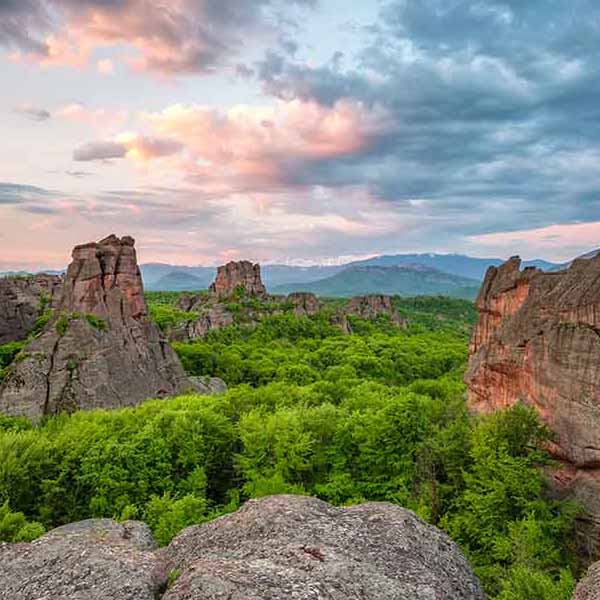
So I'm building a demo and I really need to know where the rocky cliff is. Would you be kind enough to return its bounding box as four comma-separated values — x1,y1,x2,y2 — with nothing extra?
209,260,267,300
0,235,212,420
0,495,485,600
466,254,600,555
0,274,62,344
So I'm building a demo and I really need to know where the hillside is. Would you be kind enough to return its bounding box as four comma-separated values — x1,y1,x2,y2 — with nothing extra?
351,253,559,280
148,270,210,292
273,264,480,298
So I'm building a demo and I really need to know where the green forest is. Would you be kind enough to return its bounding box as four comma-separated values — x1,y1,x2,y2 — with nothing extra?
0,294,581,599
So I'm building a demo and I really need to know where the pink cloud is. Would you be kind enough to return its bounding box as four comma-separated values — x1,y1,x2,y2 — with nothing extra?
469,221,600,261
7,0,312,75
143,99,390,187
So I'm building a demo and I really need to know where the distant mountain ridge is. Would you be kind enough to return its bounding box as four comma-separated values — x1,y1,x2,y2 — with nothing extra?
272,265,481,299
140,252,562,296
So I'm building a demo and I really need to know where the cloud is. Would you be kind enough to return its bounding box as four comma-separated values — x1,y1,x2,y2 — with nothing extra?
1,0,317,75
73,140,127,161
143,98,392,189
96,58,114,74
14,103,51,121
0,182,54,204
73,134,182,162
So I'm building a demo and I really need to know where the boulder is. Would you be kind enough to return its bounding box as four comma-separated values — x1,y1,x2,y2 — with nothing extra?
0,235,198,420
209,260,267,300
162,494,485,600
0,496,485,599
0,519,164,600
465,254,600,556
0,274,62,344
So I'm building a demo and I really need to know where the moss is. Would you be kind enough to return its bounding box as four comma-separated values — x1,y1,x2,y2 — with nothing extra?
55,314,70,336
84,314,107,332
167,569,181,589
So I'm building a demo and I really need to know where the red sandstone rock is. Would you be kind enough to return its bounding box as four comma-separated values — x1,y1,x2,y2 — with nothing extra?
209,261,266,300
0,235,213,420
466,254,600,555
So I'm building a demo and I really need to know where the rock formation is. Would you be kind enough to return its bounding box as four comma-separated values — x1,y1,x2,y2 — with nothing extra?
209,260,267,300
0,235,211,421
287,291,322,317
0,519,163,600
0,274,62,344
465,254,600,555
0,495,485,600
334,294,407,333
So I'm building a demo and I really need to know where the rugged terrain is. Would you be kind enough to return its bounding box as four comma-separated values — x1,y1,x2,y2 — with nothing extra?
0,235,216,420
466,254,600,555
0,495,485,600
0,274,62,344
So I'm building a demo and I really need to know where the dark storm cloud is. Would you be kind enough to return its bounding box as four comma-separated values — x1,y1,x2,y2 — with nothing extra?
253,0,600,239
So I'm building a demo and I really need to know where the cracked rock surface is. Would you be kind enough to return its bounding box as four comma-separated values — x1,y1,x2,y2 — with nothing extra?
0,519,164,600
0,496,485,600
162,495,485,600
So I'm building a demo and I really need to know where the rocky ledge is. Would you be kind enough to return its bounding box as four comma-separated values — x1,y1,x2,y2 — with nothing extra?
0,495,485,600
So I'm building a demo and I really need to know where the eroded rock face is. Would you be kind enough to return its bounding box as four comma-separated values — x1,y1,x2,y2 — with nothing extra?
0,519,164,600
209,260,266,300
466,255,600,555
163,494,485,600
334,294,407,333
287,292,322,317
0,274,62,344
0,235,198,420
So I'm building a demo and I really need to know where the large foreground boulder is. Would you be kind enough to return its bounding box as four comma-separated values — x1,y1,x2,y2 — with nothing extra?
465,254,600,556
0,274,62,344
0,235,208,420
0,519,163,600
163,494,485,600
575,561,600,599
0,496,485,600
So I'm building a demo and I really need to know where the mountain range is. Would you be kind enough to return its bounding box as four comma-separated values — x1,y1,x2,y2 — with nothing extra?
140,252,570,299
5,250,598,299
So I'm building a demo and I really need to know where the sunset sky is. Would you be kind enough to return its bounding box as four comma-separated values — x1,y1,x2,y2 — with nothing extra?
1,0,599,270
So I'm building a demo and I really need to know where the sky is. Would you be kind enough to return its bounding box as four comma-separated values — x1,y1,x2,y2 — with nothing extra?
1,0,600,270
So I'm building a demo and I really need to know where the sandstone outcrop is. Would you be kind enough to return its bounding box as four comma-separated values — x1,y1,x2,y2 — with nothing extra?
209,260,267,300
287,291,322,317
0,235,210,420
334,294,407,333
0,519,163,600
466,254,600,555
0,495,485,599
0,274,62,344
